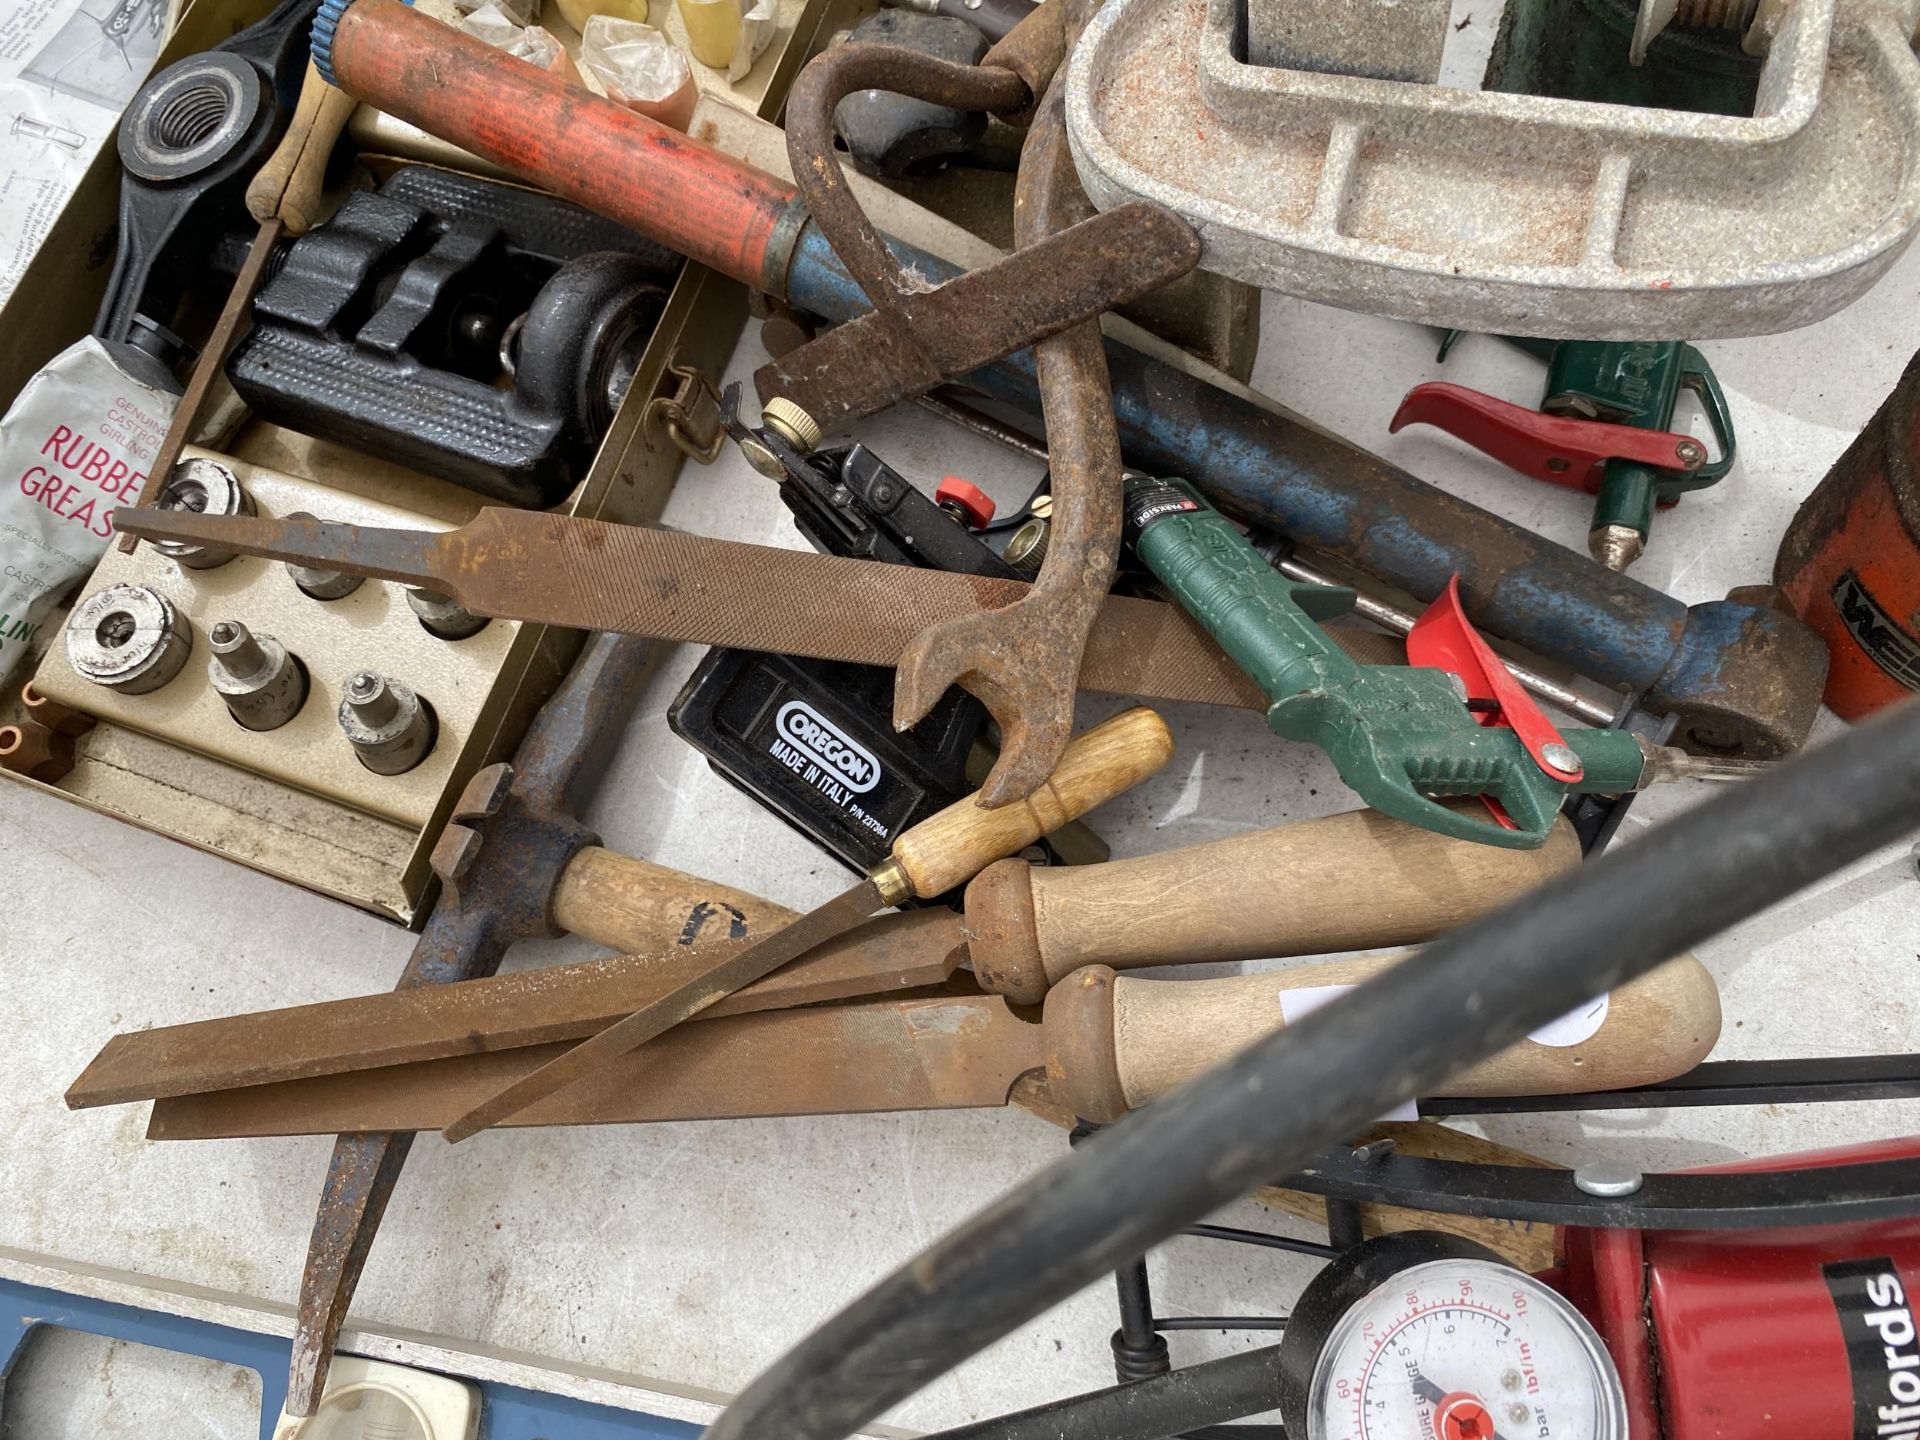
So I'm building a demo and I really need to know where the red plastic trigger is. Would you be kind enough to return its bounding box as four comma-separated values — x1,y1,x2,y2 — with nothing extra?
1406,576,1585,789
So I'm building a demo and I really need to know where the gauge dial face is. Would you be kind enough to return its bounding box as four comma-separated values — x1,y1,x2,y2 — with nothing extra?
1307,1259,1626,1440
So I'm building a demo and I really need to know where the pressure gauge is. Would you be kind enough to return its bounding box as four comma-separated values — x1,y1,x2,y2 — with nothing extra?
1277,1232,1627,1440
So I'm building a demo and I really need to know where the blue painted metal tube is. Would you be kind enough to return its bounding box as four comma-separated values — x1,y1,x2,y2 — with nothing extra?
778,224,1825,754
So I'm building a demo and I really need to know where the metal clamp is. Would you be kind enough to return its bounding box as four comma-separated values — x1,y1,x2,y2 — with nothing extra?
645,361,725,465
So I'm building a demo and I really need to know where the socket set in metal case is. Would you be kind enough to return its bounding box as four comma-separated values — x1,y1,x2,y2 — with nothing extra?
0,0,884,923
34,448,516,828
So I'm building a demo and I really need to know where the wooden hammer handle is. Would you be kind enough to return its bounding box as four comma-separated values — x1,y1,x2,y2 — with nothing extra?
245,59,358,234
1042,953,1721,1122
967,807,1580,1004
887,708,1174,901
552,846,798,952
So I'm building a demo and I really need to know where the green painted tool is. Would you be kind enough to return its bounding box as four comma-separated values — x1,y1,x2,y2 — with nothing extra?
1122,475,1749,849
1397,336,1737,572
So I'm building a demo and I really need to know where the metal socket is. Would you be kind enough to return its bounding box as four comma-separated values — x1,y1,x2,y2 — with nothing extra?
65,583,193,693
337,671,436,775
405,587,488,641
283,511,363,599
208,620,307,731
150,457,255,570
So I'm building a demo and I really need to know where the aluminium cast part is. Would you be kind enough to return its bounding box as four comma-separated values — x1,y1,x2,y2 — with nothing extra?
336,671,435,774
207,620,307,730
405,587,489,640
65,584,193,694
282,511,363,599
1063,0,1920,338
150,457,255,570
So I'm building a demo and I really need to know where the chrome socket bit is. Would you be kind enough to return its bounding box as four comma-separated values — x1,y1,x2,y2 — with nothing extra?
283,511,364,600
405,587,488,641
337,671,436,775
150,458,254,571
208,620,307,731
65,583,192,693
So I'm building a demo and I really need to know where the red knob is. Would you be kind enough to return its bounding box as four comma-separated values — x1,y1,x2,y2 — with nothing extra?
1436,1393,1496,1440
934,476,995,528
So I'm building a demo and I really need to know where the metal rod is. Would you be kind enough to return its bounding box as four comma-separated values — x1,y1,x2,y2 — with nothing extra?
1273,554,1618,726
1322,1198,1365,1252
1179,1223,1339,1261
1112,1258,1171,1382
923,1344,1288,1440
706,699,1920,1440
914,391,1049,460
1419,1051,1920,1116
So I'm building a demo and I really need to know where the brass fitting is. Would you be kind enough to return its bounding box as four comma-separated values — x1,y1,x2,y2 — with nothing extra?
761,397,822,452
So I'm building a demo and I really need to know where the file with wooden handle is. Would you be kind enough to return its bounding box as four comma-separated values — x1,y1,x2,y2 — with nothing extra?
967,807,1580,1003
67,807,1577,1108
434,706,1176,1141
141,953,1720,1138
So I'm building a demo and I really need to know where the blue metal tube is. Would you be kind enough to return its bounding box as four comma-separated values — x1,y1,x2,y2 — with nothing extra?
780,224,1824,754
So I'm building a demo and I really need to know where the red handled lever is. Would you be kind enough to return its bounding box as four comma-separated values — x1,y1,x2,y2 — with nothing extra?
1407,577,1585,831
1391,382,1708,494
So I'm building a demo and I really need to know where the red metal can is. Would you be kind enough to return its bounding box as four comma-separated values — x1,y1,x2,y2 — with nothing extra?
1776,350,1920,719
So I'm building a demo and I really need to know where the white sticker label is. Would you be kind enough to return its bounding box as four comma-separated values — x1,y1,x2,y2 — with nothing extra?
1526,993,1610,1049
1277,984,1418,1122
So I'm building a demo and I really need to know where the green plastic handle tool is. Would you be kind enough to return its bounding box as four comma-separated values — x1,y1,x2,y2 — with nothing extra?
1123,475,1647,850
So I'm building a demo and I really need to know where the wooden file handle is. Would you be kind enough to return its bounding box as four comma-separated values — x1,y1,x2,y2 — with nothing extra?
967,807,1580,1004
883,707,1174,902
1042,953,1722,1123
245,59,357,234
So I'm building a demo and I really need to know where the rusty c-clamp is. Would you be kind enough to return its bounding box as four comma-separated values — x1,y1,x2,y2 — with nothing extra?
760,5,1197,806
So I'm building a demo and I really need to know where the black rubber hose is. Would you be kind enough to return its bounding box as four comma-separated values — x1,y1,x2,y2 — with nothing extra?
925,1345,1287,1440
705,699,1920,1440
